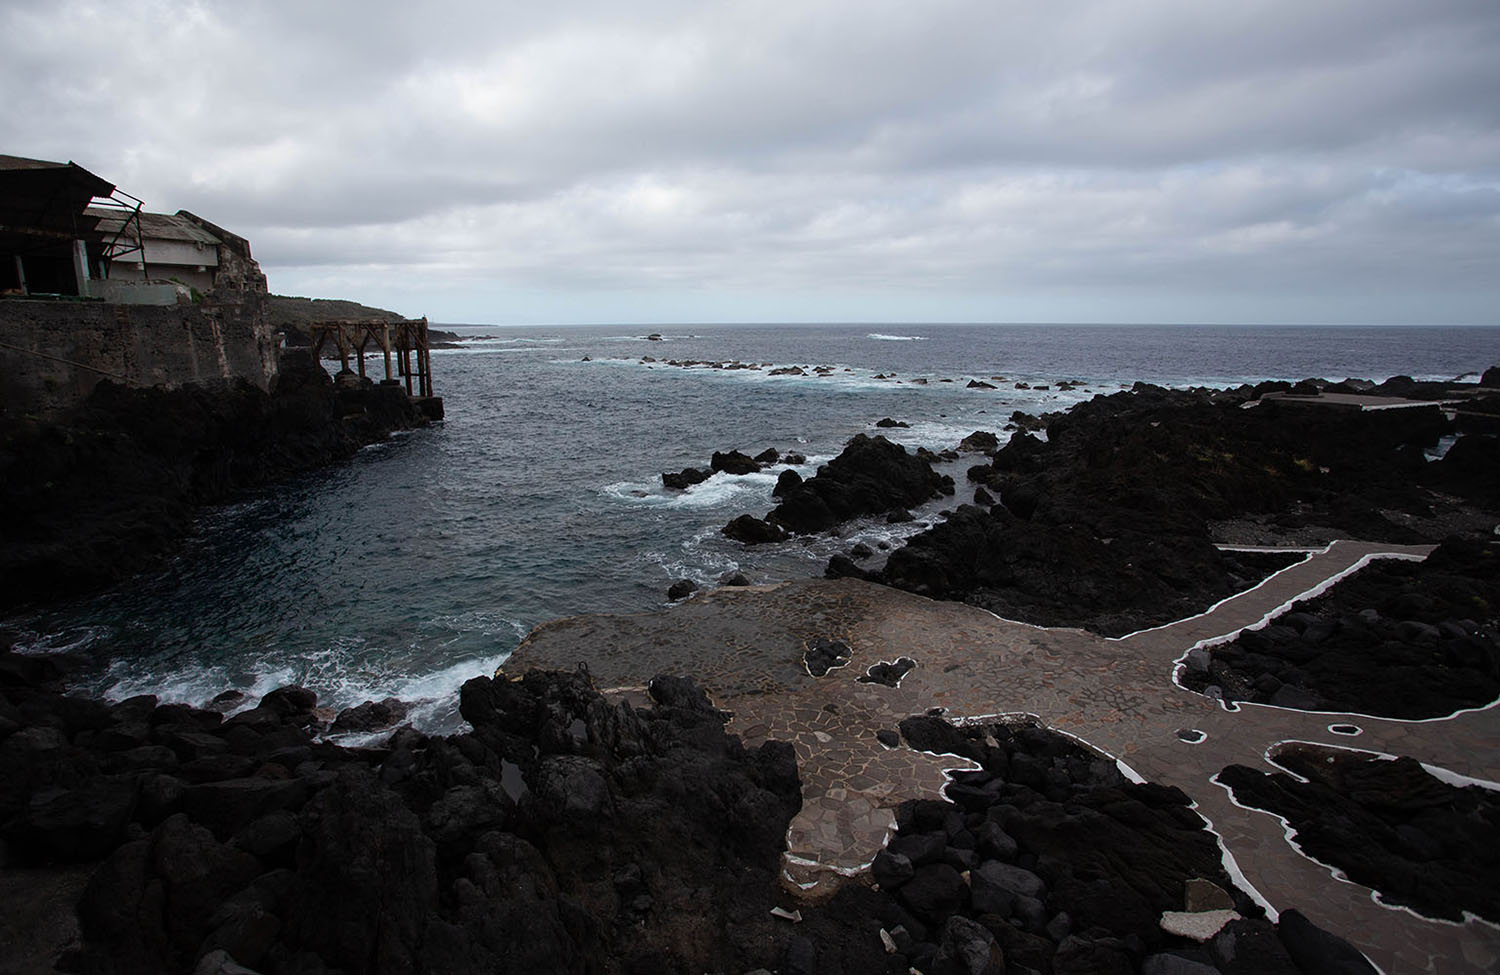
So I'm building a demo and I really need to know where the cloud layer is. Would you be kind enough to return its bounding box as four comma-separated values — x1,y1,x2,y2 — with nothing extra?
4,0,1497,323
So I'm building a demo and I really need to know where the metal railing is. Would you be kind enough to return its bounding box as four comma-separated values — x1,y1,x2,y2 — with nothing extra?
90,187,147,280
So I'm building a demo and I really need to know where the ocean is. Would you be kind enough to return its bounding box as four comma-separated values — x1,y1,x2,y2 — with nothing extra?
5,323,1496,733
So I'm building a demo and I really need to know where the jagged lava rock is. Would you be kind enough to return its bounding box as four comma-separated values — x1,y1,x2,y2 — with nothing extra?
756,434,953,536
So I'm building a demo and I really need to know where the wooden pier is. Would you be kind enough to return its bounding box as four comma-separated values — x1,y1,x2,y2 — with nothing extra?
307,318,440,411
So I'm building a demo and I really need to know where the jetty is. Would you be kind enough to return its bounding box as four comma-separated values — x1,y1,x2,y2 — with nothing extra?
309,317,443,419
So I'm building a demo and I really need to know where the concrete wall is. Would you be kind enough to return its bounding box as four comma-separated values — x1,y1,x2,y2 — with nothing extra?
0,292,279,416
90,280,188,306
138,238,219,269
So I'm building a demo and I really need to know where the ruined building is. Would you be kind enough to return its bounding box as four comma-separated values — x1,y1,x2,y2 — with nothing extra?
0,154,279,415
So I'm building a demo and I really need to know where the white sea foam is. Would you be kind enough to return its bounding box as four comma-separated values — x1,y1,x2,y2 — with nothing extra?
431,344,584,356
11,624,112,655
600,452,829,512
877,419,1007,453
603,468,793,510
638,542,745,592
578,354,951,395
444,336,565,346
81,616,528,738
867,333,928,341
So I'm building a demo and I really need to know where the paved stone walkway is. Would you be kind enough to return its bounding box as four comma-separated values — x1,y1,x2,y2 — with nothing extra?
509,539,1500,974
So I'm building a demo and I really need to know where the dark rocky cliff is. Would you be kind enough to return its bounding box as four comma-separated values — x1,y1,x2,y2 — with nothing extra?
0,350,433,612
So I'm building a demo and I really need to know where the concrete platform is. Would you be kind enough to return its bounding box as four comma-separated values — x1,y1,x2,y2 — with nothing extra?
510,539,1500,974
1258,391,1461,411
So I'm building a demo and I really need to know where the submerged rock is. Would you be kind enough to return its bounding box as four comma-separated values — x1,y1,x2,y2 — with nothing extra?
722,514,789,545
662,467,712,490
666,579,699,601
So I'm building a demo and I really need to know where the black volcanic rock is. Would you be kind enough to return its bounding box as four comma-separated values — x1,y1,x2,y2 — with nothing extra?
1430,434,1500,507
869,382,1493,634
757,434,951,536
1275,909,1379,975
665,579,699,601
662,466,712,490
711,450,760,475
1220,744,1500,925
722,514,790,544
330,697,410,735
879,505,1273,636
2,662,812,975
774,468,804,498
804,638,852,677
1183,536,1500,717
957,431,998,453
861,715,1386,974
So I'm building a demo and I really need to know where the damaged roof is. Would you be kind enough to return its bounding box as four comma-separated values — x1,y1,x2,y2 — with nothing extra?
85,207,221,246
0,154,115,247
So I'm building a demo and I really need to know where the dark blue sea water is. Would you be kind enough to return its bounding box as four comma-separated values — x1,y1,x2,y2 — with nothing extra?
5,324,1496,733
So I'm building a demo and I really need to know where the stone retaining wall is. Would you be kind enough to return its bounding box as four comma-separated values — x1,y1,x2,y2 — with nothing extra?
0,293,278,415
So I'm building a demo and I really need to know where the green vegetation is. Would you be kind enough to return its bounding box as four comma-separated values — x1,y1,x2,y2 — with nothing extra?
266,294,407,346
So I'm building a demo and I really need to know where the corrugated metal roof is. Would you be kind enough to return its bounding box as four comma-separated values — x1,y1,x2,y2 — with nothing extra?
85,207,221,245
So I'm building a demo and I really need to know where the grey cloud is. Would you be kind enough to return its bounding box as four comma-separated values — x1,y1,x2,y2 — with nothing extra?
2,0,1496,323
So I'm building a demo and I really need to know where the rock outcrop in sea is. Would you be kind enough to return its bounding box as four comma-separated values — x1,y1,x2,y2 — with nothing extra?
722,434,954,543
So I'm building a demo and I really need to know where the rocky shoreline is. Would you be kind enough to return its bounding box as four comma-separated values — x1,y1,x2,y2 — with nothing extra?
0,350,436,613
713,376,1498,635
0,651,1384,975
3,371,1498,973
0,659,811,974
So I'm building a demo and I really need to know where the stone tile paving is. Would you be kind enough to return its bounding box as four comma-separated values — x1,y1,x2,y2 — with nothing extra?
509,539,1499,973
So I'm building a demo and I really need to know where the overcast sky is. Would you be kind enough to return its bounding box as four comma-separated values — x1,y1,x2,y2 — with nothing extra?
4,0,1497,325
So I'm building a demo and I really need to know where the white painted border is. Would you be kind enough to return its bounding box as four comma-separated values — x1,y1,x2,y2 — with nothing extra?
1265,739,1500,794
1208,741,1500,936
1158,547,1500,724
951,714,1281,924
1215,544,1327,553
1110,546,1327,643
1184,798,1281,923
1177,550,1428,653
859,655,918,689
